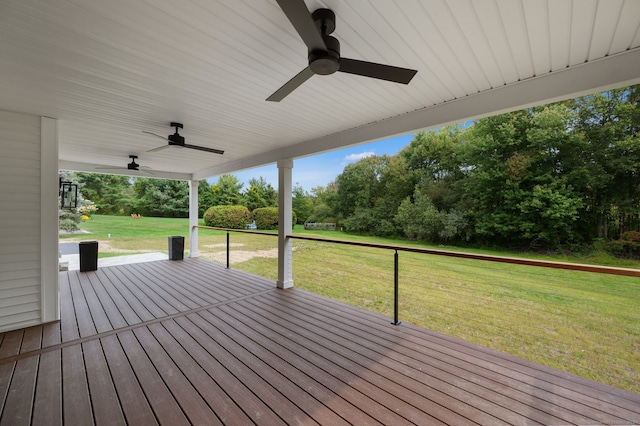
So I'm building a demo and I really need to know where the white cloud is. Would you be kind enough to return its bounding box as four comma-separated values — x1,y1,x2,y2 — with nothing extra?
342,151,375,165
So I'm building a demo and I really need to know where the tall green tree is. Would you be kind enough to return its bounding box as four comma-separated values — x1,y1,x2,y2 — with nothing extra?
198,179,216,217
569,86,640,238
292,184,313,224
400,126,466,212
463,105,584,247
335,155,389,233
73,172,134,215
133,178,189,217
211,175,244,206
244,177,277,212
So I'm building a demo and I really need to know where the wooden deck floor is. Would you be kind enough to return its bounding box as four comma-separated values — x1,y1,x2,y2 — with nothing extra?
0,258,638,425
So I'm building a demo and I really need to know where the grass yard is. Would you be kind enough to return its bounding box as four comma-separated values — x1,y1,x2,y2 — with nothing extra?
62,215,640,393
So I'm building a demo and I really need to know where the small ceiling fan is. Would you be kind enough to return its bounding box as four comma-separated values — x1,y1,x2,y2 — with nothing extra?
143,122,224,155
96,155,153,176
267,0,418,102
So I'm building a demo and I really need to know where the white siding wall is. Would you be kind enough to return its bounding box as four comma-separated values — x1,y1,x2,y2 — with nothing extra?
0,111,43,331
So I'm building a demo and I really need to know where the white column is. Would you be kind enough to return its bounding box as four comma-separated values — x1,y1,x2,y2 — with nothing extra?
277,159,294,289
188,179,199,258
41,117,59,322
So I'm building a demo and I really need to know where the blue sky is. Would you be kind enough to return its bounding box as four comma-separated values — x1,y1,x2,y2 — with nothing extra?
209,132,416,192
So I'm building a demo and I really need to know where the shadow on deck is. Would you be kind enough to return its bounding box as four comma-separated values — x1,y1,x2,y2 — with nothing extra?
0,258,638,425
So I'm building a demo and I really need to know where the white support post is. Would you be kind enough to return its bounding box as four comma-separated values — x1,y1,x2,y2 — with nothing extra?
188,179,199,258
41,117,59,323
277,159,294,289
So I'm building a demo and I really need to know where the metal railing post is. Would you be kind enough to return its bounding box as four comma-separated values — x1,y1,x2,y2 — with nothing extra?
392,250,401,325
226,232,230,269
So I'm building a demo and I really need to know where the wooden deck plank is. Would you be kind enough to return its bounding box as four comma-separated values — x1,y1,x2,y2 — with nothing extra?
131,327,220,425
2,260,638,426
116,331,190,425
93,269,143,326
152,260,244,300
32,350,62,426
41,322,61,349
221,299,479,425
1,355,38,425
207,306,412,425
0,327,42,424
155,317,287,426
174,313,347,426
146,322,238,426
126,264,202,310
117,264,191,313
99,267,156,323
170,258,274,297
58,272,79,342
19,327,41,354
287,288,640,423
258,290,583,425
67,271,97,338
100,335,158,426
165,317,315,425
78,272,115,334
107,265,177,319
82,339,126,426
247,293,541,425
0,330,23,417
174,313,349,426
62,345,93,425
141,260,249,304
132,263,212,307
85,272,128,330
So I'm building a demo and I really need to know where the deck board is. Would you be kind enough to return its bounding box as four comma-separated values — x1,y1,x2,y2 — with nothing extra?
31,350,61,426
61,345,93,425
0,258,638,425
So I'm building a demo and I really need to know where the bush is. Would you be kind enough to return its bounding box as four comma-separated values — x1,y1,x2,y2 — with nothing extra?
252,207,297,230
203,205,250,229
253,207,278,230
605,231,640,259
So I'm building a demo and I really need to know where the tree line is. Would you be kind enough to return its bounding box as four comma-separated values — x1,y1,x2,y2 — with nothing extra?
319,86,640,251
71,85,640,254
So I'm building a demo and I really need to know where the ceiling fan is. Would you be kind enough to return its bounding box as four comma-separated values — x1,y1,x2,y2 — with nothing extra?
96,155,153,176
267,1,418,102
143,122,224,155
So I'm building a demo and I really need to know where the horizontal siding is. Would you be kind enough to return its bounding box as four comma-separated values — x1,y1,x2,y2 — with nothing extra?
0,260,40,274
0,251,39,264
0,312,41,333
0,280,40,298
0,110,41,331
0,293,40,309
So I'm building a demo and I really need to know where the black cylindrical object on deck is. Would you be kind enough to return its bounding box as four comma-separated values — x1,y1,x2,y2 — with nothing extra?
168,236,185,260
79,241,98,272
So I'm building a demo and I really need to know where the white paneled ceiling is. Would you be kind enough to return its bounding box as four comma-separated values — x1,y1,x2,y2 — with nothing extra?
1,0,639,179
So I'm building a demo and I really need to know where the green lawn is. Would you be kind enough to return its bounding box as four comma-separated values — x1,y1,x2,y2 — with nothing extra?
61,215,640,393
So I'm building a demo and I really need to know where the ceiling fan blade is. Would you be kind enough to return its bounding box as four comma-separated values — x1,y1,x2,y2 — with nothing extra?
183,144,224,155
275,0,326,52
146,144,171,153
267,66,314,102
339,58,417,84
94,167,153,176
142,130,168,141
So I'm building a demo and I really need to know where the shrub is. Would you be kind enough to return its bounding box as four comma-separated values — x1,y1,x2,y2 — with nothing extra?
203,205,250,229
253,207,278,230
252,207,297,230
606,231,640,259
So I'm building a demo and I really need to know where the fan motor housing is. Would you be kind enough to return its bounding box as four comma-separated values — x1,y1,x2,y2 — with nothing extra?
309,36,340,75
168,133,185,145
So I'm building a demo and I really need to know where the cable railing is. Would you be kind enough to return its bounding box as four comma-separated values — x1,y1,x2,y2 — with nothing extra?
194,226,640,393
